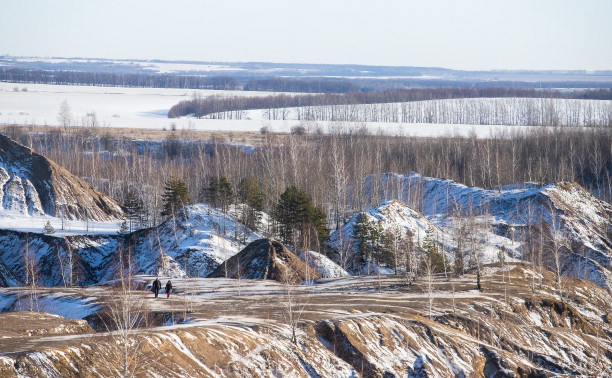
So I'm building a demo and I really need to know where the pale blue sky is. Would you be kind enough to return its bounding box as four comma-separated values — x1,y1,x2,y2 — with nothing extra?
1,0,611,70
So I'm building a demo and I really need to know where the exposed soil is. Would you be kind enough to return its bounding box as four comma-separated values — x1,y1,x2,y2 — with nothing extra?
207,238,322,284
0,263,611,377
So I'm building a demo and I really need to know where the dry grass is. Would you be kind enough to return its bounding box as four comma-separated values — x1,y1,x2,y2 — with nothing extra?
0,124,268,145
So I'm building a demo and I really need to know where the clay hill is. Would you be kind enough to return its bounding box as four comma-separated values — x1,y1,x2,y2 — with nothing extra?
0,133,122,221
208,238,322,284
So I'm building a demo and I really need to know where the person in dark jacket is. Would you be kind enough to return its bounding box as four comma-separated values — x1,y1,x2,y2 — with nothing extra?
152,278,161,298
165,280,173,298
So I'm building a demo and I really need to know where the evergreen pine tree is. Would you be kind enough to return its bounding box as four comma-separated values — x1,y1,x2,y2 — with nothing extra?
352,214,397,272
421,230,448,273
352,212,371,268
161,174,190,218
123,190,144,232
273,186,328,250
118,220,129,235
237,176,264,231
351,214,386,272
43,220,55,234
204,175,220,208
218,176,233,213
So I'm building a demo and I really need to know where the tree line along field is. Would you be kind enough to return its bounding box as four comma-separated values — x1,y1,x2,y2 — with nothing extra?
2,121,612,232
0,68,358,93
169,87,612,125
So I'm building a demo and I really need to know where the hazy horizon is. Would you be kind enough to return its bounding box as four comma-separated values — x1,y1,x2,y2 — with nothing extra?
1,0,612,72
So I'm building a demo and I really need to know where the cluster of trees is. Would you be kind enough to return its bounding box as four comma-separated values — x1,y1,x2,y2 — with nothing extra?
349,214,450,278
168,86,612,121
351,213,394,273
168,87,564,119
243,78,359,93
261,97,612,127
149,172,325,252
0,68,239,90
1,68,359,94
273,186,328,251
3,121,612,245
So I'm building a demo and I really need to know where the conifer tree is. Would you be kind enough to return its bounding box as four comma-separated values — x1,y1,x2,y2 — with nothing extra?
204,175,220,208
123,190,144,232
421,230,448,274
43,220,55,235
352,213,390,273
237,176,264,231
218,176,233,213
352,213,401,273
118,220,129,235
352,212,372,269
161,174,190,218
273,186,328,250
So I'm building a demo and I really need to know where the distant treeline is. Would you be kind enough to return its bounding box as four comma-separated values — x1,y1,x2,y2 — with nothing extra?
0,68,358,94
4,123,612,227
243,78,359,93
168,87,612,119
0,68,239,90
167,87,562,118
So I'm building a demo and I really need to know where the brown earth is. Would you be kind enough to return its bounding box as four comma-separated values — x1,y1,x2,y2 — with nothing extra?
0,311,93,338
0,263,611,377
207,238,322,284
0,133,123,221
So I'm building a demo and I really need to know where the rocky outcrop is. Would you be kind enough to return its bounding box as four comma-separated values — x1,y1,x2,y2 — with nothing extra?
208,238,322,284
1,264,611,376
367,172,612,289
0,133,123,221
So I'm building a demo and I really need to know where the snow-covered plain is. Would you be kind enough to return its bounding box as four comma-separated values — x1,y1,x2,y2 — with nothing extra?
0,82,284,132
233,97,612,127
0,209,121,236
0,81,564,137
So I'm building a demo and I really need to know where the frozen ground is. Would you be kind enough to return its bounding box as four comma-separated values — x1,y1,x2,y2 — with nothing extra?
0,210,121,236
0,82,282,132
0,82,555,137
0,265,611,376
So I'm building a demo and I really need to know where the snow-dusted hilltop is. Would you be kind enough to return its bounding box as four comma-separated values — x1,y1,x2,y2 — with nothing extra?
208,238,322,284
329,200,442,274
0,133,123,221
369,172,612,289
124,204,262,279
0,204,262,287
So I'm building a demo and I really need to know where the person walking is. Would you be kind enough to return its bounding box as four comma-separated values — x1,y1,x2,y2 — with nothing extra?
152,277,161,298
165,280,173,298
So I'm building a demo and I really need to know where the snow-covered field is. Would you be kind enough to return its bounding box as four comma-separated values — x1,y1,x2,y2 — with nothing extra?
0,209,121,236
232,97,612,127
0,82,283,132
0,81,564,137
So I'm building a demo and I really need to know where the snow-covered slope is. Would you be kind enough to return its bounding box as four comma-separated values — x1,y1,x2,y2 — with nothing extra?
368,172,612,289
296,249,349,278
0,133,123,221
124,204,261,279
1,265,611,376
0,204,261,287
208,238,322,284
329,200,444,274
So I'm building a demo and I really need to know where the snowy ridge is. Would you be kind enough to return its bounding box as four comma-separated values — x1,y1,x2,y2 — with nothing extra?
368,172,612,288
125,204,262,279
0,203,261,287
329,200,443,274
0,133,123,222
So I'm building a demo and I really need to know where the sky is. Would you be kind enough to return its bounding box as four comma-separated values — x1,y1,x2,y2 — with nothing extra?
1,0,611,71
